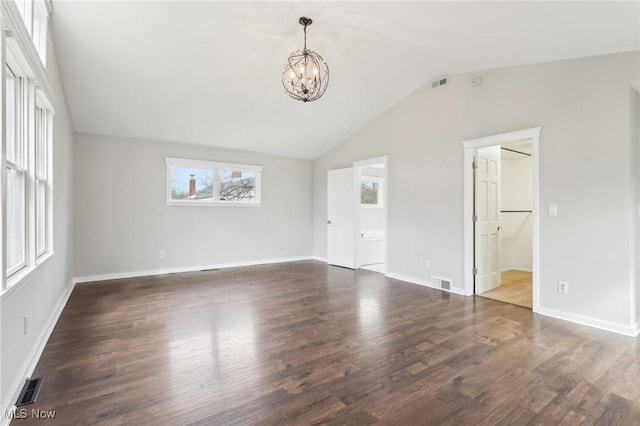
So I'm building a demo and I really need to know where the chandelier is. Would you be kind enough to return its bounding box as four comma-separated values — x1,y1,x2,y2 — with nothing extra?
282,17,329,103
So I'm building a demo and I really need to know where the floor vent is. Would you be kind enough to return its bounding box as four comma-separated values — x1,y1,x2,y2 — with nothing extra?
432,276,452,291
16,377,43,406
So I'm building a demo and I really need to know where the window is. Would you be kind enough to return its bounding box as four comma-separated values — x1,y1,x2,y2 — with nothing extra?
15,0,33,35
6,66,27,276
360,177,383,207
2,21,55,289
13,0,49,66
166,158,262,206
32,1,49,65
35,106,50,256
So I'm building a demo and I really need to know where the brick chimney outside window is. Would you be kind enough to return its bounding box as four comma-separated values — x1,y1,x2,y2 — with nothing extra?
189,174,196,198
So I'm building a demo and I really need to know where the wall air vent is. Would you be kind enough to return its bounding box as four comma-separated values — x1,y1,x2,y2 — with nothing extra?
432,276,452,291
16,377,43,406
431,77,448,89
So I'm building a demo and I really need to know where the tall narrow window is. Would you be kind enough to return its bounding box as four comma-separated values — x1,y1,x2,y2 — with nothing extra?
6,67,27,276
32,1,48,65
15,0,34,35
2,0,55,292
35,107,49,256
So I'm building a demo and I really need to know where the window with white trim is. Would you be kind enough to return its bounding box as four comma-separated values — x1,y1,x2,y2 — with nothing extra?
2,12,55,289
32,1,49,65
5,66,27,276
13,0,49,66
15,0,33,34
360,176,383,207
35,106,50,256
166,158,262,206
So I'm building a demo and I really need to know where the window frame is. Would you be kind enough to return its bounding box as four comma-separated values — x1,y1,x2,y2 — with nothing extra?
165,157,262,207
2,16,56,293
14,0,49,66
5,64,28,277
34,104,50,258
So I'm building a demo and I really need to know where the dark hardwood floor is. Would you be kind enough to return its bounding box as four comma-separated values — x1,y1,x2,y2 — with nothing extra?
13,261,640,425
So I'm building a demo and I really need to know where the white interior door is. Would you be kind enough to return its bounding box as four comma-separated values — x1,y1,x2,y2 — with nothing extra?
327,168,356,269
475,146,501,293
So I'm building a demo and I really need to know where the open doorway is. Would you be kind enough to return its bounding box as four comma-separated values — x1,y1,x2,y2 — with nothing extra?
475,142,533,308
355,160,386,274
326,156,387,273
462,128,540,311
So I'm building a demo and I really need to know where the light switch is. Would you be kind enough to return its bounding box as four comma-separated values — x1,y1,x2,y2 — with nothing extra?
548,204,558,216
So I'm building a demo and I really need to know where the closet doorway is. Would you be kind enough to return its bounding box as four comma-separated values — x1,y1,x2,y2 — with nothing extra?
462,128,540,311
476,142,533,308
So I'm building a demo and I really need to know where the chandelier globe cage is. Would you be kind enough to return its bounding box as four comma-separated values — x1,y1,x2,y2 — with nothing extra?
282,17,329,103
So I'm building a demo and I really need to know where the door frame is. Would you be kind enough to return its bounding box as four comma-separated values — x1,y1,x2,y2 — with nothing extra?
353,156,388,274
462,128,541,311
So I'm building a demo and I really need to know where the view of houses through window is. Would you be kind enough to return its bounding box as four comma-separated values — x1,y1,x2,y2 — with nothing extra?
167,158,262,206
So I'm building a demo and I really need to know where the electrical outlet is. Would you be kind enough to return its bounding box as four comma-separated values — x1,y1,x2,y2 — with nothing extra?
280,243,285,250
158,250,165,259
548,204,558,216
558,281,568,294
24,314,28,335
424,259,430,268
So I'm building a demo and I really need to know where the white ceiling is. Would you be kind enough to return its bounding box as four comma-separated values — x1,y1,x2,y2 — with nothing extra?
51,1,639,159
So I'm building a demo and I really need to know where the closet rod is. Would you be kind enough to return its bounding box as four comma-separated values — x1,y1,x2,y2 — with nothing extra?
501,147,531,157
501,210,532,213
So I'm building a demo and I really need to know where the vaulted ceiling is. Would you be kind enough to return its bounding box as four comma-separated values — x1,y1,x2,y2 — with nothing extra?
51,1,639,159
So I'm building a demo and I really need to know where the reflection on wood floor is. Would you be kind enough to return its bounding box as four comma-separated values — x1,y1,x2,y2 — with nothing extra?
480,270,532,308
17,262,640,424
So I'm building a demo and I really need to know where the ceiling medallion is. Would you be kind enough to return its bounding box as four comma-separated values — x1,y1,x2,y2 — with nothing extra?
282,17,329,103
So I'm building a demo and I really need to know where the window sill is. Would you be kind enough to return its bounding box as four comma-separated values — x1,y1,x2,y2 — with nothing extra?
0,251,55,302
166,201,262,207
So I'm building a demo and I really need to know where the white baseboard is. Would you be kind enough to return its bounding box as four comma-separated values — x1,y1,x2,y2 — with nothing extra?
74,256,314,284
385,272,467,296
312,256,327,263
536,306,640,337
2,280,76,426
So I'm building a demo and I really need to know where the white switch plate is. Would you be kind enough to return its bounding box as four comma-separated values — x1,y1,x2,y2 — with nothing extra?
548,204,558,216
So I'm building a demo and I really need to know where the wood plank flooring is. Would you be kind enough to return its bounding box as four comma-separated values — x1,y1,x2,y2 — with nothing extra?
12,261,640,425
480,270,533,309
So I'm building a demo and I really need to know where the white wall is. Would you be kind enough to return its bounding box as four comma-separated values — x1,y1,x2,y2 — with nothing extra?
500,155,532,272
313,51,639,331
74,133,313,279
1,29,75,413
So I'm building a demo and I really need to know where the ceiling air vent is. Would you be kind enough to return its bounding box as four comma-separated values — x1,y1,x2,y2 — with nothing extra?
431,77,448,89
